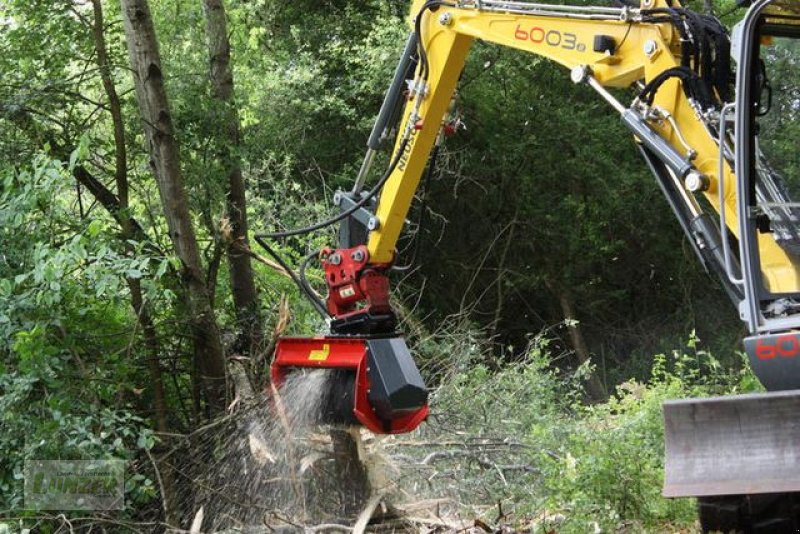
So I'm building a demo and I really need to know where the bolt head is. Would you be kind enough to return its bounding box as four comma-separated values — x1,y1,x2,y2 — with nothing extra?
570,66,588,84
367,217,380,231
644,40,658,56
351,250,365,262
684,172,709,193
439,12,452,25
333,192,342,206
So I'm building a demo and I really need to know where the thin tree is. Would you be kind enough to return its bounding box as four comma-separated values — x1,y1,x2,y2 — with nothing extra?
201,0,262,354
120,0,227,415
90,0,180,523
90,0,169,436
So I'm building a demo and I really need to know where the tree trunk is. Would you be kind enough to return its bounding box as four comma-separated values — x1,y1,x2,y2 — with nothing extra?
121,0,227,415
551,284,607,400
330,428,371,518
91,0,128,209
202,0,262,354
91,0,170,433
91,1,179,523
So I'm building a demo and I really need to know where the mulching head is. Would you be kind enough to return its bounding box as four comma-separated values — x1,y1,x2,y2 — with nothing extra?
271,336,429,434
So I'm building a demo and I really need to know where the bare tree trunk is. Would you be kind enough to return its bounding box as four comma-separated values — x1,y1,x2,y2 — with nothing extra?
91,0,169,434
202,0,262,353
330,428,371,517
490,213,518,343
121,0,227,415
548,283,607,400
91,0,128,209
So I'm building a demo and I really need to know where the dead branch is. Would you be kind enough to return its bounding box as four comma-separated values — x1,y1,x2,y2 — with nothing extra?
232,240,291,277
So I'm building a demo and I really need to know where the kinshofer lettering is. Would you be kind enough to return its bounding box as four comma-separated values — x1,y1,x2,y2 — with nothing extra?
31,471,118,496
397,119,419,172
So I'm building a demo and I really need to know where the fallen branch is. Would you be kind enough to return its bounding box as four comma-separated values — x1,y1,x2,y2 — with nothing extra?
306,523,353,532
353,493,386,534
144,447,170,525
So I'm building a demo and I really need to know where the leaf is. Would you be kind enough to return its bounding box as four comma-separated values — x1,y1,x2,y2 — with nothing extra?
0,279,12,295
68,149,79,171
155,260,169,278
87,220,103,238
137,432,154,450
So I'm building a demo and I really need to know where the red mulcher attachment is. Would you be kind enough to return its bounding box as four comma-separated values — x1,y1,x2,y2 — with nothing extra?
271,336,429,434
269,237,429,433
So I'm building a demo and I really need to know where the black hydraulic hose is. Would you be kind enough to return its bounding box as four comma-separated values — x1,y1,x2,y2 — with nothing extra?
255,136,409,241
392,144,439,272
253,235,330,319
299,248,324,310
414,1,456,81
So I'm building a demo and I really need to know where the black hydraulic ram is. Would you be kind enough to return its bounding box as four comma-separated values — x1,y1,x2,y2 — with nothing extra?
367,32,420,152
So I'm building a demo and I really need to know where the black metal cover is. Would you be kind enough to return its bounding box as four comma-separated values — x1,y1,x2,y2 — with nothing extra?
366,337,428,421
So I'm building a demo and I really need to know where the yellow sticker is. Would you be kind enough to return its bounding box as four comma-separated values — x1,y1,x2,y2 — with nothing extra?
309,344,330,361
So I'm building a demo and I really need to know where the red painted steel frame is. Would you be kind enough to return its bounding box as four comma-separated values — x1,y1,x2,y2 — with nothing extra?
272,336,428,434
321,245,392,320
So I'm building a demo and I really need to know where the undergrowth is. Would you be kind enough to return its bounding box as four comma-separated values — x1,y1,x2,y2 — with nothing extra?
409,328,762,533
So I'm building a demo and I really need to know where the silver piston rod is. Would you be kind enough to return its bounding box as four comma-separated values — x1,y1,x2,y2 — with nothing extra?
573,66,743,304
352,32,419,194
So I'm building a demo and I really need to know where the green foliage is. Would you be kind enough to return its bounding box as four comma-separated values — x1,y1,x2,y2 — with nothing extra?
423,330,761,532
0,154,156,510
537,338,760,532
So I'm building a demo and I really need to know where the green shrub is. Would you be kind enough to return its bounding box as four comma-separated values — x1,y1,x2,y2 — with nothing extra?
421,330,760,532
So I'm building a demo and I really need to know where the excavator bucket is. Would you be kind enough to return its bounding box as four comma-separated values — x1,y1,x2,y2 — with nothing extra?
663,390,800,497
271,336,429,434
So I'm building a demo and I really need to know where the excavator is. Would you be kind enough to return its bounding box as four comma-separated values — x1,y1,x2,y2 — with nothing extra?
255,0,800,530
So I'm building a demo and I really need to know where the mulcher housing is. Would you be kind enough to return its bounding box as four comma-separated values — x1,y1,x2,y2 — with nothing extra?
271,336,429,434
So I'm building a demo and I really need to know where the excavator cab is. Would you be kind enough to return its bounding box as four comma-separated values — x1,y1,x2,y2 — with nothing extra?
733,1,800,390
663,2,800,522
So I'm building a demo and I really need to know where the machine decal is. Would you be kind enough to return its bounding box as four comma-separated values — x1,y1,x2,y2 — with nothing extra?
514,25,586,52
744,333,800,391
308,344,331,361
752,334,800,360
397,120,419,172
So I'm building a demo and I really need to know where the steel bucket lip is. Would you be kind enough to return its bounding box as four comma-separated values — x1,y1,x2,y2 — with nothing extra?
663,388,800,406
663,389,800,498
